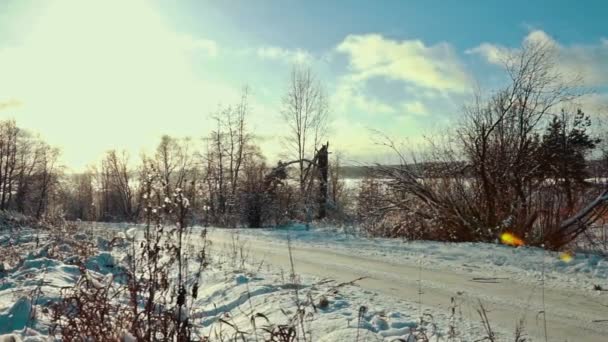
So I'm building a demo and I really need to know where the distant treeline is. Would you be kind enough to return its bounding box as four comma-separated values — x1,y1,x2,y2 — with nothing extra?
341,159,608,180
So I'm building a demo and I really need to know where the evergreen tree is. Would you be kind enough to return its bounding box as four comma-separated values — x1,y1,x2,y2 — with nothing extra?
540,109,600,208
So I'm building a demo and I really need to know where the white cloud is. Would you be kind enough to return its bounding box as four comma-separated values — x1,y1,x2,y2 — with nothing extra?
0,98,22,111
469,30,608,87
467,30,557,64
336,34,472,93
402,101,429,116
575,93,608,116
256,46,313,65
179,35,219,57
331,34,471,124
332,79,431,118
332,76,396,115
466,43,510,65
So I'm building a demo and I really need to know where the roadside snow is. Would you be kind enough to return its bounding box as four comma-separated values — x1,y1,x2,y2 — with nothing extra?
2,221,607,341
0,223,490,341
194,244,488,341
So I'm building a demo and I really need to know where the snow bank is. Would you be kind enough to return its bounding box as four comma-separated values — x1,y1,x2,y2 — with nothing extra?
0,297,32,334
0,226,124,338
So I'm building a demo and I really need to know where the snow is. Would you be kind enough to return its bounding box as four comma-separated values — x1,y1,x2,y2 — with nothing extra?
121,330,136,342
175,305,189,322
216,224,608,292
0,226,105,337
192,262,461,341
0,297,32,334
316,328,380,342
235,274,249,284
202,226,608,341
0,334,22,342
125,227,137,240
1,221,607,341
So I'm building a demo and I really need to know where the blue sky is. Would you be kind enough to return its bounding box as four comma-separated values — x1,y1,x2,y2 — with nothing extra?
0,0,607,169
159,0,607,48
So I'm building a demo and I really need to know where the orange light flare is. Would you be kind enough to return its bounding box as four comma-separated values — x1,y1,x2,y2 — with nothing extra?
500,232,525,247
559,251,574,263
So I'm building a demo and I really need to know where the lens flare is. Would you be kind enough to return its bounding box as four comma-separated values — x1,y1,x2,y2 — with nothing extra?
559,251,573,263
500,232,524,247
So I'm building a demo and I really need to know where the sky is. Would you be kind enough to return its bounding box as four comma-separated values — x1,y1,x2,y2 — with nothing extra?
0,0,607,171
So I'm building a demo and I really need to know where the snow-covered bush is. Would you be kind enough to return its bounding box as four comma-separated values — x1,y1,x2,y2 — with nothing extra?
50,170,209,341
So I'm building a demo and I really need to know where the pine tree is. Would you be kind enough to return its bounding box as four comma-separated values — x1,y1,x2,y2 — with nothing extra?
540,109,600,209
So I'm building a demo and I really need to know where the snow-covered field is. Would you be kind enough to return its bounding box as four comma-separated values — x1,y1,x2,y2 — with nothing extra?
1,222,607,341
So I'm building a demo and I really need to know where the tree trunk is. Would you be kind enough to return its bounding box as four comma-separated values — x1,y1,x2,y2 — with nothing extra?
317,143,329,219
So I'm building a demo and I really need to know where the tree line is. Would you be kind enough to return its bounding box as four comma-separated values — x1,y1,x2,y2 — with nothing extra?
0,119,60,219
2,41,607,250
1,66,341,228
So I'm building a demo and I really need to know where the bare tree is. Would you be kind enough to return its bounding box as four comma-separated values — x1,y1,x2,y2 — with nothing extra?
14,130,43,213
99,150,137,221
33,144,60,219
371,39,601,248
0,119,19,210
62,171,95,221
226,88,251,197
238,145,268,227
151,135,195,201
329,152,346,208
281,65,329,194
458,40,579,231
202,88,253,226
0,119,63,218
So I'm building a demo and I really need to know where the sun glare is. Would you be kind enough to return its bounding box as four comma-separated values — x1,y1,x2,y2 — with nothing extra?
500,232,525,247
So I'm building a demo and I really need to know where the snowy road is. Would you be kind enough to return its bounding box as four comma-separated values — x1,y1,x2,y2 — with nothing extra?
206,229,608,342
